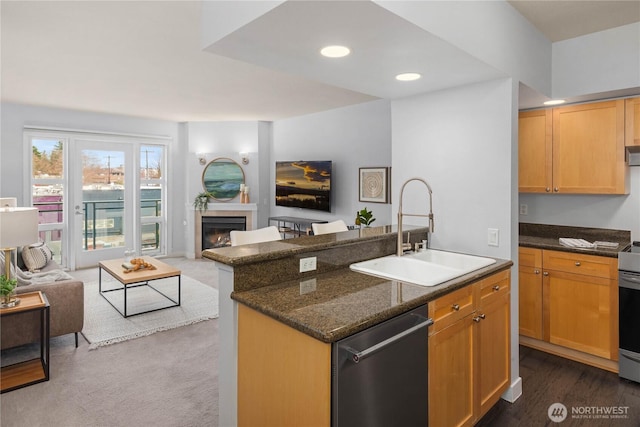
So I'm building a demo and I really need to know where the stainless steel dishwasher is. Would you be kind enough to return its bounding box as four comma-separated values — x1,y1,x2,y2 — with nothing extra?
332,305,433,427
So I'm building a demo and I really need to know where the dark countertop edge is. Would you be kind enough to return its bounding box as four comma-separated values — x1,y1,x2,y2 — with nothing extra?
202,225,428,266
519,223,631,258
232,259,513,343
519,237,630,258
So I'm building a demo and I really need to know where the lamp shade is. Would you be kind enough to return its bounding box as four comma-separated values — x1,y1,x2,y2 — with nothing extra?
0,207,39,249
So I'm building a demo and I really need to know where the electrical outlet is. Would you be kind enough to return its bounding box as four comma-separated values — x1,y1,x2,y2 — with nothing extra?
300,278,317,295
520,204,528,215
300,256,317,273
488,228,499,247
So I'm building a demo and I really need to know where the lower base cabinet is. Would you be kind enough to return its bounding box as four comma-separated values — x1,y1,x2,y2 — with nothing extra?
237,269,511,427
518,247,618,371
237,304,331,427
428,270,511,427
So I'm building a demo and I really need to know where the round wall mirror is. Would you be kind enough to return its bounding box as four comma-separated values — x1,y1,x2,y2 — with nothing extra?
201,157,245,201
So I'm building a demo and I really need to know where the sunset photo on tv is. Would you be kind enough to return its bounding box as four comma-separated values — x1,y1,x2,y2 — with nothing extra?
275,161,332,212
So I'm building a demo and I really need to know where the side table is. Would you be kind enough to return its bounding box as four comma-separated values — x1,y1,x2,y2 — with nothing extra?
0,291,50,393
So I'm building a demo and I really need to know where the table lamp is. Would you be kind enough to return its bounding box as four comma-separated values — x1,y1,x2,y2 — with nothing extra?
0,207,39,280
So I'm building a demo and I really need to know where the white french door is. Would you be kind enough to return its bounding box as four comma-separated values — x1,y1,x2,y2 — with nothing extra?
73,140,134,269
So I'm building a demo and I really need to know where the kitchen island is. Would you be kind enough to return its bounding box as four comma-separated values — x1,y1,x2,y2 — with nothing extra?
203,225,512,427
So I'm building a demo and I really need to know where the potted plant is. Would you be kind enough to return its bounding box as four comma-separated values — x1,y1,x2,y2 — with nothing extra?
193,191,212,213
0,275,18,307
357,207,376,227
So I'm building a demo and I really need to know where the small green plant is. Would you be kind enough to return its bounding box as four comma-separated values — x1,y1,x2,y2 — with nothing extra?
193,191,212,212
357,207,376,227
0,275,17,304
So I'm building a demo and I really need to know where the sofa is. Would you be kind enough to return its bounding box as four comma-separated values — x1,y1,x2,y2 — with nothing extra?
1,253,84,350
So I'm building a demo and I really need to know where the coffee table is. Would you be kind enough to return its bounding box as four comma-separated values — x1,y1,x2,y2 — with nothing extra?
98,256,181,318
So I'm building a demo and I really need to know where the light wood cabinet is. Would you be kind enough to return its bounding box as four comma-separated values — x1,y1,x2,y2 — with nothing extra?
626,97,640,147
476,271,511,416
519,99,628,194
542,250,618,360
428,284,476,427
429,310,475,427
519,248,619,370
519,109,552,192
237,304,331,427
428,270,511,427
518,247,543,339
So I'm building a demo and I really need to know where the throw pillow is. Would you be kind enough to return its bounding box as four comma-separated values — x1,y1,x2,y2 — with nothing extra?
21,242,53,272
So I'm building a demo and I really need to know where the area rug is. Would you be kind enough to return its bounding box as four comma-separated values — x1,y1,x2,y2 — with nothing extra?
81,274,219,349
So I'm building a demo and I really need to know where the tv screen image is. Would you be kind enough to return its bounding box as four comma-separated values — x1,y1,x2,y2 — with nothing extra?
275,161,332,212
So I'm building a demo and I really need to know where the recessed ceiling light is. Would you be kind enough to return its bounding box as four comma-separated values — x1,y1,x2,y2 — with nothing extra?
543,99,566,106
396,72,421,81
320,45,351,58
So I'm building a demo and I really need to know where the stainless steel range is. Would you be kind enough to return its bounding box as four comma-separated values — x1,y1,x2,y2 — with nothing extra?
618,241,640,383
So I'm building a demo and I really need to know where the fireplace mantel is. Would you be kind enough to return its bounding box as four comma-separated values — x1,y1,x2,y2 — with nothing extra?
195,203,257,258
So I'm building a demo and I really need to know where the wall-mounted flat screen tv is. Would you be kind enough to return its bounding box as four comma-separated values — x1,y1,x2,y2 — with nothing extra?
275,161,332,212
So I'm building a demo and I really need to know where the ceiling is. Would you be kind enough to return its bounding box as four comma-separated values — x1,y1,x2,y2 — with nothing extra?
1,1,638,122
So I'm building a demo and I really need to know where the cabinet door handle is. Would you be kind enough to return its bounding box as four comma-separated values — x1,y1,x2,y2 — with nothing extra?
534,269,540,274
554,187,559,192
545,187,551,192
575,261,581,266
473,314,486,323
492,285,500,291
543,271,549,276
451,304,460,311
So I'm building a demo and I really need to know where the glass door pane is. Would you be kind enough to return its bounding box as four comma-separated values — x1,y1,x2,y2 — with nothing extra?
74,141,133,268
139,145,165,255
31,137,66,266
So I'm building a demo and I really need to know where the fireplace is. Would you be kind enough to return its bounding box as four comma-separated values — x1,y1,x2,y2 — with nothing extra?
202,216,246,249
194,203,256,258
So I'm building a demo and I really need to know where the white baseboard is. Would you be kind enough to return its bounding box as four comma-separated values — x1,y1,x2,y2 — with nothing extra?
501,376,522,403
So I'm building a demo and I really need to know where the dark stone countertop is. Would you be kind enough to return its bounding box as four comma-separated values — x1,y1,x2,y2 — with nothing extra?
232,257,512,343
519,223,631,258
202,224,422,266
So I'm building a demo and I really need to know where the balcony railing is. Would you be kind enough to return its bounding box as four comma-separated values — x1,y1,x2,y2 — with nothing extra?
32,199,161,251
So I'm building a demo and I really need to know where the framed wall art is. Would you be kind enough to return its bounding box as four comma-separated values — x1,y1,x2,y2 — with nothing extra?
359,167,390,203
202,157,245,201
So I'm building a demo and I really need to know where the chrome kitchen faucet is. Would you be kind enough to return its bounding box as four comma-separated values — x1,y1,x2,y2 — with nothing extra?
397,177,434,256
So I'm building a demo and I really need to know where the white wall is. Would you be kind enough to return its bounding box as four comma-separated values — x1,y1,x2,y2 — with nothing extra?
375,0,552,97
519,168,640,240
391,79,514,259
185,121,262,204
183,121,270,257
272,99,393,226
391,77,521,399
0,102,186,255
553,23,640,99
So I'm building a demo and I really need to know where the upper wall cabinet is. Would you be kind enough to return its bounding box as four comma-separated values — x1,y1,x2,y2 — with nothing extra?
519,99,628,195
626,97,640,147
519,109,552,193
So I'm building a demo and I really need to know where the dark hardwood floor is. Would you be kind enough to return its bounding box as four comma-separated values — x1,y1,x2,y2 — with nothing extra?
476,346,640,426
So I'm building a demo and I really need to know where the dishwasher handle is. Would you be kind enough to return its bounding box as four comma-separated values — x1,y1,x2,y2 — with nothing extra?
344,315,434,364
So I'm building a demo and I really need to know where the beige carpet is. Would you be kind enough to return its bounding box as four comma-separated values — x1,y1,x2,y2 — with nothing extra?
82,274,219,349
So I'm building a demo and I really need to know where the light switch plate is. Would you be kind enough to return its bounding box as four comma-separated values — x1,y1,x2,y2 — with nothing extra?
488,228,499,247
300,256,317,272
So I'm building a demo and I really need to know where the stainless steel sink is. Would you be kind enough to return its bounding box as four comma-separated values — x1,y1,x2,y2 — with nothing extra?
349,249,496,287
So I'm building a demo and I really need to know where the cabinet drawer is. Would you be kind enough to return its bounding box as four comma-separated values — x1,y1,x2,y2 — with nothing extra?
478,270,511,305
519,247,541,268
543,250,617,279
429,285,475,335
